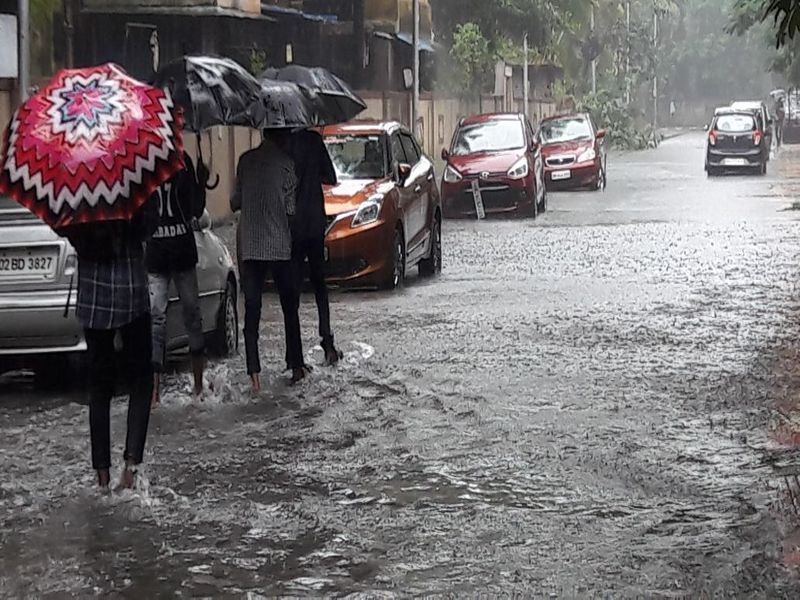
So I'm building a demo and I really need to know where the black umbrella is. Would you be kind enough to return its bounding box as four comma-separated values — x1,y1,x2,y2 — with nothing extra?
260,79,325,129
154,56,265,132
261,65,367,124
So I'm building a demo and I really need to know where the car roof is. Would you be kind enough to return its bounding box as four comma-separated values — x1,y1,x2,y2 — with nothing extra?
540,112,589,123
714,107,755,117
730,101,764,109
321,121,404,136
459,113,524,126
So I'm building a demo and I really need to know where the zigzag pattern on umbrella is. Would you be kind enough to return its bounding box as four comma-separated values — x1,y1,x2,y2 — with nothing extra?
0,64,184,230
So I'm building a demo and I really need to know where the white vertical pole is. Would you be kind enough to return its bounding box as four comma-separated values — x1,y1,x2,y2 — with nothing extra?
591,3,597,95
18,0,30,101
625,0,631,104
523,33,529,118
653,10,658,129
412,0,420,137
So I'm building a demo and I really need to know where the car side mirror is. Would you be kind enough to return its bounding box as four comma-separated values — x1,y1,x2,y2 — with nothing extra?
197,209,212,231
529,140,539,153
596,129,606,139
441,148,450,160
397,163,412,185
703,124,709,131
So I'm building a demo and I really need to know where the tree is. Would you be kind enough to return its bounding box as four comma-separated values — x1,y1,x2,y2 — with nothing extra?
450,23,492,100
730,0,800,46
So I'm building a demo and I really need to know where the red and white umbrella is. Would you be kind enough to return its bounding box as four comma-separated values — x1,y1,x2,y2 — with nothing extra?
0,63,184,230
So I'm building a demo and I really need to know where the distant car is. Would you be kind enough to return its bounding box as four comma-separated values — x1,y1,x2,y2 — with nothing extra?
321,121,442,289
730,100,773,154
440,113,545,218
0,196,238,382
705,108,768,176
538,112,607,191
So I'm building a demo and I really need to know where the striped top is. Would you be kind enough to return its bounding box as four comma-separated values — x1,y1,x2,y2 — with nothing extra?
231,140,297,262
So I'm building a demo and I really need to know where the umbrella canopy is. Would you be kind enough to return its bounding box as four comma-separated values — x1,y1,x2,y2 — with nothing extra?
154,56,265,132
260,79,328,129
0,63,183,230
261,65,366,124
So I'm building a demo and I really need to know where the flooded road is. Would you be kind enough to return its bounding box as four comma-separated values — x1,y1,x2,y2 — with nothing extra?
4,132,800,596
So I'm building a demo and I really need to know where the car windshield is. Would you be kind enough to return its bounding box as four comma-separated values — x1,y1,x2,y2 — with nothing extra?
451,120,525,155
324,135,385,179
539,117,593,144
715,115,756,132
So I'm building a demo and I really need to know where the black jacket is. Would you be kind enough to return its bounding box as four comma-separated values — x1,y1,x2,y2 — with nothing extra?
289,130,337,242
146,153,207,274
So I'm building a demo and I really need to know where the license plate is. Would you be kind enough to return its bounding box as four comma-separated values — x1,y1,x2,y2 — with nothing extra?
551,170,572,181
0,247,58,279
722,158,748,166
470,180,486,220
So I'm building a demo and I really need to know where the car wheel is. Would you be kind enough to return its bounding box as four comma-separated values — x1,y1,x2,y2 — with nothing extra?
210,279,238,357
419,214,442,277
595,165,606,191
538,183,548,213
707,166,718,177
760,161,767,176
35,353,86,390
382,227,405,290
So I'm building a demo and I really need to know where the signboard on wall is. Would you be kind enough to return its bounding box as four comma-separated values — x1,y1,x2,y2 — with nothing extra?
0,14,18,78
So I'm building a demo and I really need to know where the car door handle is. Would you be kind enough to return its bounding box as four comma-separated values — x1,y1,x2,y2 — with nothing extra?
414,185,422,193
427,173,434,181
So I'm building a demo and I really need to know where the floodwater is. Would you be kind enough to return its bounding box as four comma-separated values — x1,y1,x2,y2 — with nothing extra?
3,132,800,596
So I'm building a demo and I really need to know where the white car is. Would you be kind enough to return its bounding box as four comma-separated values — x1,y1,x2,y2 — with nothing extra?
0,196,238,383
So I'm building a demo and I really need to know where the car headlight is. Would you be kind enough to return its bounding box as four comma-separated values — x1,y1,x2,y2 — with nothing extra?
507,157,529,179
577,148,596,163
351,194,384,227
443,164,463,183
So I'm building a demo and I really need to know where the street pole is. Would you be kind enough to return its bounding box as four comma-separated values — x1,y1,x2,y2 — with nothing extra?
590,3,597,95
653,10,658,130
523,33,529,119
18,0,30,101
412,0,420,138
625,0,631,104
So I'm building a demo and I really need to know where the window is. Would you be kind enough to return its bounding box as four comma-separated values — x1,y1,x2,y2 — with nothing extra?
400,134,421,164
539,117,593,144
390,133,407,165
451,120,526,156
714,114,756,133
324,134,386,179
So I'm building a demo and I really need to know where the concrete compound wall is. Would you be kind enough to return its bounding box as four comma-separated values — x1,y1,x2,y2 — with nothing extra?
0,88,557,222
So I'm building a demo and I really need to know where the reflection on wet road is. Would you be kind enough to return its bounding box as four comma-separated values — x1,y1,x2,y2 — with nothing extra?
4,132,800,596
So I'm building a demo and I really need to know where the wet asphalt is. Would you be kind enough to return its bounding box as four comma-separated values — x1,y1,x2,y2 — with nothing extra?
4,132,800,597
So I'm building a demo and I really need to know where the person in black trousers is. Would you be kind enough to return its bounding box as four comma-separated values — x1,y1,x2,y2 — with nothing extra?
66,198,157,491
231,130,305,390
289,129,342,365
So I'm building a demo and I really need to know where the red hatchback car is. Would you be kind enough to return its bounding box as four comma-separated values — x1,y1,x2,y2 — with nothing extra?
440,113,546,218
539,113,607,191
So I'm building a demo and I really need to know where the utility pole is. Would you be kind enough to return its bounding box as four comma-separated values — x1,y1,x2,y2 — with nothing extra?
412,0,420,138
653,9,658,129
523,33,529,119
590,2,597,94
625,0,631,104
18,0,30,101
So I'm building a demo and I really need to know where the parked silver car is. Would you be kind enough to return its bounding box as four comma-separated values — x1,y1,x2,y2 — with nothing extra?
0,195,238,381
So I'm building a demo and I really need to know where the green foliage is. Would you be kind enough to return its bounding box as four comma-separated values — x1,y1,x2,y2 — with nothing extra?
248,47,267,77
450,23,492,98
579,90,659,150
730,0,800,47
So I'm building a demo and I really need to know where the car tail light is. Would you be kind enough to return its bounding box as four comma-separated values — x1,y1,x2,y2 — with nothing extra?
753,130,762,145
708,130,717,146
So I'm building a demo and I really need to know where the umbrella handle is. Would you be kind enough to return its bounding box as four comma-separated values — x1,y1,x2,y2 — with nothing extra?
196,134,219,190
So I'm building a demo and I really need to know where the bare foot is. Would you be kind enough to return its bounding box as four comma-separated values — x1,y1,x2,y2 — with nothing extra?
250,373,261,393
97,468,110,491
115,464,137,491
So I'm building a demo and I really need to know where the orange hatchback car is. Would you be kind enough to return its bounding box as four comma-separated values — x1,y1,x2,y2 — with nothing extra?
321,122,442,288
